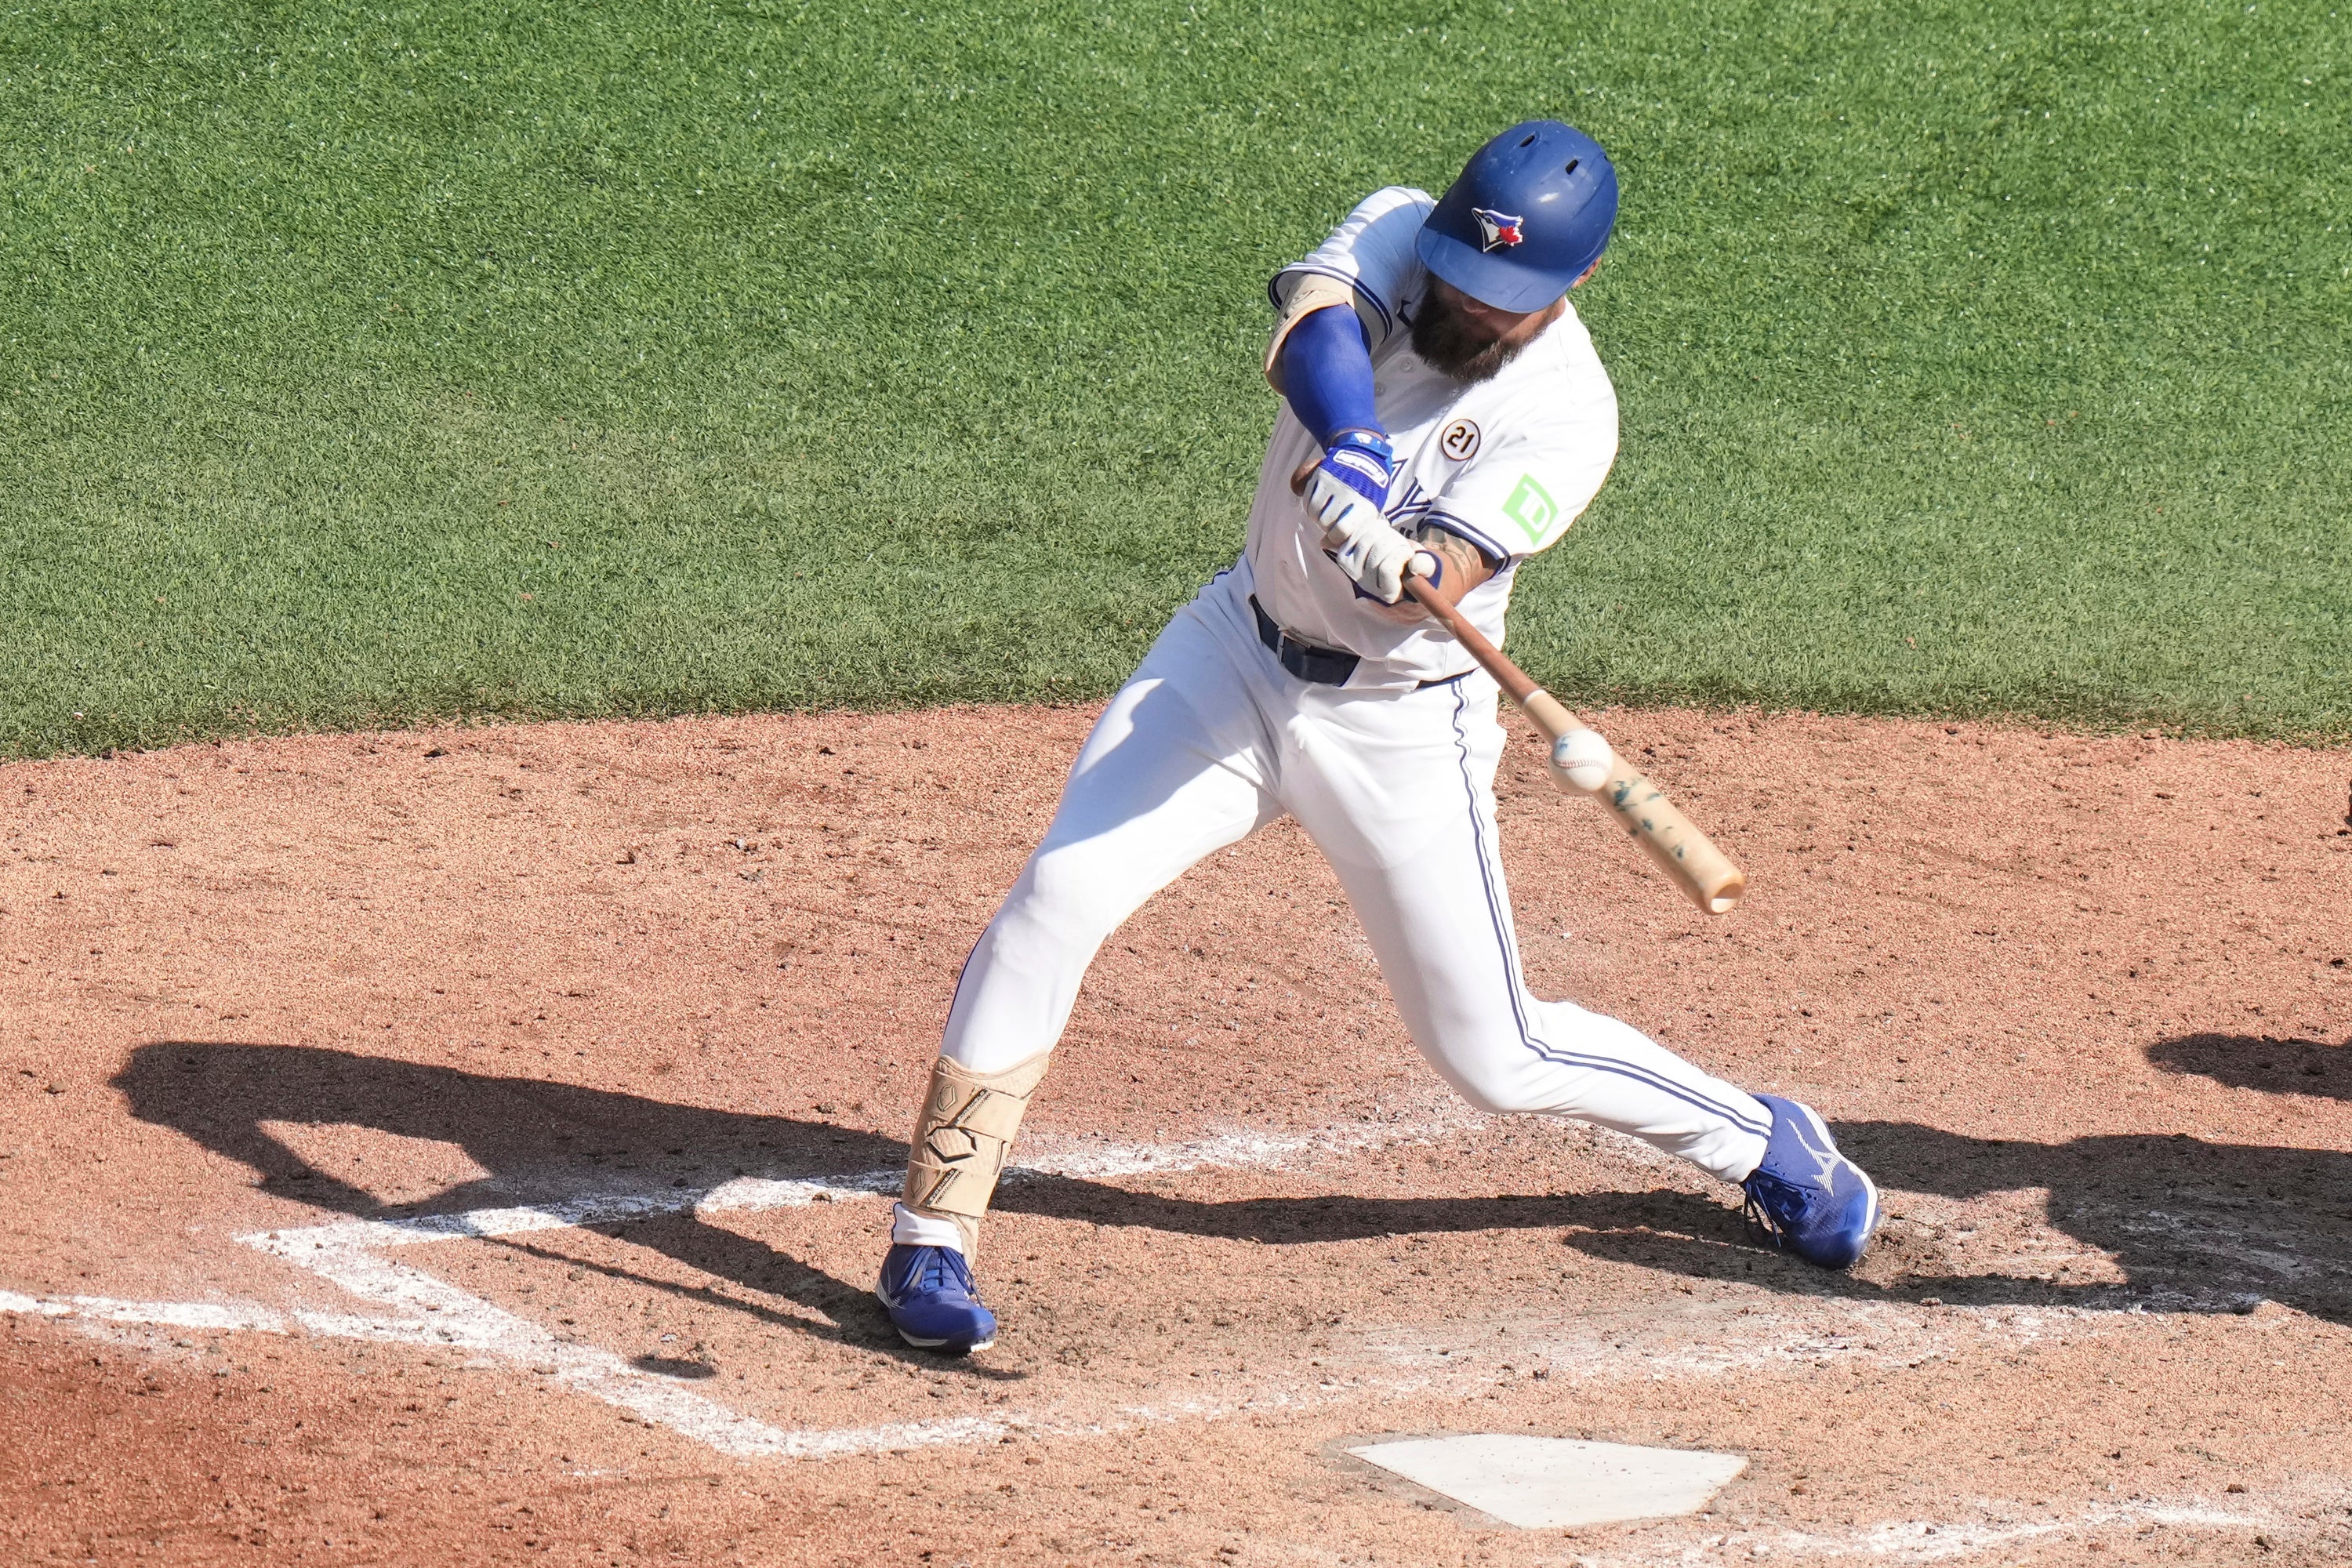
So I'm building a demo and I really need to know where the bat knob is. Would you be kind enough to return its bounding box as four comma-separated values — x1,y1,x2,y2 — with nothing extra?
1548,728,1615,795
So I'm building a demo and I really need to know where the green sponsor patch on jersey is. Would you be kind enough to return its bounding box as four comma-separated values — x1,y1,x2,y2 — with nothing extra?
1500,474,1558,546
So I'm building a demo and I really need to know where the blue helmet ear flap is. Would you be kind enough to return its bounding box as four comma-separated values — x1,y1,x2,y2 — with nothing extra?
1416,121,1618,312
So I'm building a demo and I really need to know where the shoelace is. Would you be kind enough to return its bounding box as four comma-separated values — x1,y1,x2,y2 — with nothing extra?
903,1247,971,1298
1740,1171,1809,1250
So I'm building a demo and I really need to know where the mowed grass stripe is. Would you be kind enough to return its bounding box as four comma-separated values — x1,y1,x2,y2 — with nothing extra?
2,0,2344,757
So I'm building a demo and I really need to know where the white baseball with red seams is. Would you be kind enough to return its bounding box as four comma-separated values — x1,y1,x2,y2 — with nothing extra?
1552,726,1617,794
890,189,1773,1256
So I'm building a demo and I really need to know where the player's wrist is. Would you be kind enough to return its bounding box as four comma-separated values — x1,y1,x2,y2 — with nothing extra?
1318,428,1396,506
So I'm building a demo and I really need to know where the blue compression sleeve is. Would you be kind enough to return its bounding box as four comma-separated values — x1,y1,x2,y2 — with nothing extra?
1277,303,1381,448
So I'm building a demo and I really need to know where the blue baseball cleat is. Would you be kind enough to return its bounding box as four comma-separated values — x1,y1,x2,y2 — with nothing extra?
876,1243,997,1352
1740,1094,1881,1269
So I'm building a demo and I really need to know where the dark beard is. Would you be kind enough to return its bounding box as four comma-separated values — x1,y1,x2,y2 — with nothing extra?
1408,292,1526,383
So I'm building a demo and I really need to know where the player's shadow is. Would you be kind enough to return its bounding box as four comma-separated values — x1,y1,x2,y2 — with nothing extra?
990,1178,1713,1252
114,1040,1013,1372
994,1118,2352,1328
1804,1119,2352,1326
2145,1031,2352,1102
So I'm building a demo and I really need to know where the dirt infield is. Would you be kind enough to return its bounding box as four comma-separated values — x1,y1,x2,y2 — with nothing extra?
2,704,2347,1565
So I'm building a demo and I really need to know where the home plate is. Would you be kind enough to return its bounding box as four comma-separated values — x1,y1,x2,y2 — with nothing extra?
1345,1435,1748,1529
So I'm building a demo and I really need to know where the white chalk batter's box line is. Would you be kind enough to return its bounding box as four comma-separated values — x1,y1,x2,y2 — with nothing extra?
0,1115,2297,1486
234,1120,1500,1461
7,1116,1478,1461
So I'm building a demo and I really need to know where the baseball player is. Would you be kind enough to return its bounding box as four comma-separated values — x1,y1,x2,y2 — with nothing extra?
877,122,1881,1352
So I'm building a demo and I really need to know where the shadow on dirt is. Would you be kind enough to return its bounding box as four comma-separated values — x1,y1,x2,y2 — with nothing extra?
114,1041,948,1364
119,1042,2352,1350
1867,1117,2352,1322
1642,1119,2351,1327
1000,1120,2352,1327
2146,1032,2352,1102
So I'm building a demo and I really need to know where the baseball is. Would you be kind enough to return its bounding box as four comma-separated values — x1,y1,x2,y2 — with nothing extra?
1549,727,1615,794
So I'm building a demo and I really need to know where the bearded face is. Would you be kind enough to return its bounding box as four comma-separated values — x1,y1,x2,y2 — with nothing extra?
1407,285,1532,383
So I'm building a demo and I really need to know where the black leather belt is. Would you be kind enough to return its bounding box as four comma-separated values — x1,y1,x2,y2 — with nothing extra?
1250,594,1360,685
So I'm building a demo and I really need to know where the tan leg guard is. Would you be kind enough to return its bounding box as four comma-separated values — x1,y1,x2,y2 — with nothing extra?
901,1051,1051,1261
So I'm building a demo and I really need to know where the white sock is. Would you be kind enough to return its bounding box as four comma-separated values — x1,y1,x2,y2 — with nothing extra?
890,1201,966,1253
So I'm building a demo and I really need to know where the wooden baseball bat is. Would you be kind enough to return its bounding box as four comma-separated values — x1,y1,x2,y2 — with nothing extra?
1401,575,1747,916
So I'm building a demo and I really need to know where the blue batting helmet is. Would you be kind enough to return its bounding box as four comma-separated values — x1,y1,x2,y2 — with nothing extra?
1414,121,1618,312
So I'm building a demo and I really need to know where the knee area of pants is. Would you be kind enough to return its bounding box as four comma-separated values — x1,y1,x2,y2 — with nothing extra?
1018,851,1135,920
993,880,1123,955
1442,1062,1549,1116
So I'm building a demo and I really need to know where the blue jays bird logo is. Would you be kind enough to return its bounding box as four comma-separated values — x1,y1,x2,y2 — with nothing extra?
1471,207,1524,252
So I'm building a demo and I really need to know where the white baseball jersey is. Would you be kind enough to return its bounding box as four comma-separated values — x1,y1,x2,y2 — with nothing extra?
1243,186,1622,690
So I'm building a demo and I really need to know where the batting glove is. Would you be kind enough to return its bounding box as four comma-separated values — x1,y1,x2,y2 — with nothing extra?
1314,428,1396,508
1306,468,1439,605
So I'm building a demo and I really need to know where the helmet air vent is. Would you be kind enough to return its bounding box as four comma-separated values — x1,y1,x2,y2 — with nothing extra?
1564,159,1580,176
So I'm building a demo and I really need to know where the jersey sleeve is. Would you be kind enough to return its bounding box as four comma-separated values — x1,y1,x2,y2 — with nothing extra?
1267,187,1435,351
1421,397,1621,563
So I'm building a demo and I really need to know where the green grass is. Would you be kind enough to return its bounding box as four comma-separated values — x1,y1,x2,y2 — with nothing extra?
2,0,2346,758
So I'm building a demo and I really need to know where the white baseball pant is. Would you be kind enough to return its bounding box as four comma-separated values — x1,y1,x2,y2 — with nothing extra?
893,570,1769,1250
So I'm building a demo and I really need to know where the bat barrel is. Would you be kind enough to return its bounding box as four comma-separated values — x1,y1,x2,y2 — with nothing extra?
1600,759,1746,915
1400,576,1746,916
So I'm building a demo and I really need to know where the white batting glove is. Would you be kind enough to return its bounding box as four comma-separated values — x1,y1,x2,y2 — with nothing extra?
1305,468,1439,605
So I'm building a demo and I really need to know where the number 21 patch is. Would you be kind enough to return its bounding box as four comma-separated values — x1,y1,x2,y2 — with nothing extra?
1500,474,1558,544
